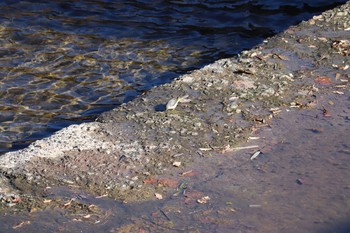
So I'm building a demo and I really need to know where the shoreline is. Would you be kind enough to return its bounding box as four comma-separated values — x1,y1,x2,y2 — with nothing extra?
0,0,349,219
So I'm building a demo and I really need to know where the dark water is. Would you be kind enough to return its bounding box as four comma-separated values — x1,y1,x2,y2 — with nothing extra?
0,0,347,153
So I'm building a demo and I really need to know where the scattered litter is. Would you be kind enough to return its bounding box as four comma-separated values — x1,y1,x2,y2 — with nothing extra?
250,150,261,160
155,193,163,200
95,194,108,199
333,90,344,95
62,200,73,208
159,208,171,221
322,107,331,117
199,147,212,151
335,85,347,88
173,181,188,197
275,53,289,61
270,107,282,114
173,161,181,167
248,136,260,140
166,95,190,111
181,170,196,177
172,153,183,158
249,204,261,208
315,76,332,85
232,145,259,151
88,204,98,210
290,102,302,108
158,178,178,188
197,196,210,204
12,221,31,229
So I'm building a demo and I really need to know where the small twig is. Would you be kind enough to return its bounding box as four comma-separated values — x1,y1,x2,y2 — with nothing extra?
159,208,171,221
232,145,259,151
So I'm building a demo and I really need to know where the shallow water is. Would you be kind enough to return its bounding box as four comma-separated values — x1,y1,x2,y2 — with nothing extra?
1,93,348,233
0,0,347,152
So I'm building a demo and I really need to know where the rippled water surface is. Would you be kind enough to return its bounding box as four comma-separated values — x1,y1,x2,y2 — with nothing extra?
0,0,347,153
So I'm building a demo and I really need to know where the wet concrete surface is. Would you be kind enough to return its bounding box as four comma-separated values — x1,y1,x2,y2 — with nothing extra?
0,2,349,233
0,91,348,233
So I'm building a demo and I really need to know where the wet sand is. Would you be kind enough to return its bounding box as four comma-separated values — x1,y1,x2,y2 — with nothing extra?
0,2,349,232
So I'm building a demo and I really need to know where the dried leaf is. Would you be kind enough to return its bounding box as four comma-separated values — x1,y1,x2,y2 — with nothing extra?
323,107,331,117
315,76,332,85
143,178,158,184
157,178,178,188
336,73,342,79
180,170,198,177
13,221,31,229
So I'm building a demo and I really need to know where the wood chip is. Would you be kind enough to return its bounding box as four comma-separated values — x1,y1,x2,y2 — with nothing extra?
173,161,181,167
155,193,163,200
250,150,261,160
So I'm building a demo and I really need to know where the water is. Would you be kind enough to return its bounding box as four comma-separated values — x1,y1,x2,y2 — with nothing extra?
1,93,349,232
0,0,347,153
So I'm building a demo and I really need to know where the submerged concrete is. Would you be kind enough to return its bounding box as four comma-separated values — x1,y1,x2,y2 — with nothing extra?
0,1,349,212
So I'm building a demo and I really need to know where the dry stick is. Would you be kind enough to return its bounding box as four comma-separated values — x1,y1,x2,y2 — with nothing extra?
159,208,171,221
232,145,259,150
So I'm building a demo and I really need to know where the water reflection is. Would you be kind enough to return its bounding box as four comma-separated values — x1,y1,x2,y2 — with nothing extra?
0,0,347,152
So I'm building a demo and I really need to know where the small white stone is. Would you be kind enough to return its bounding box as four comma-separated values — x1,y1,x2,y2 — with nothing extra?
173,161,181,167
182,76,194,83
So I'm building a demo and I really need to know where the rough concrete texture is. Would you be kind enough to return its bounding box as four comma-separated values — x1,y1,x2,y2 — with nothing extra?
0,1,349,206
